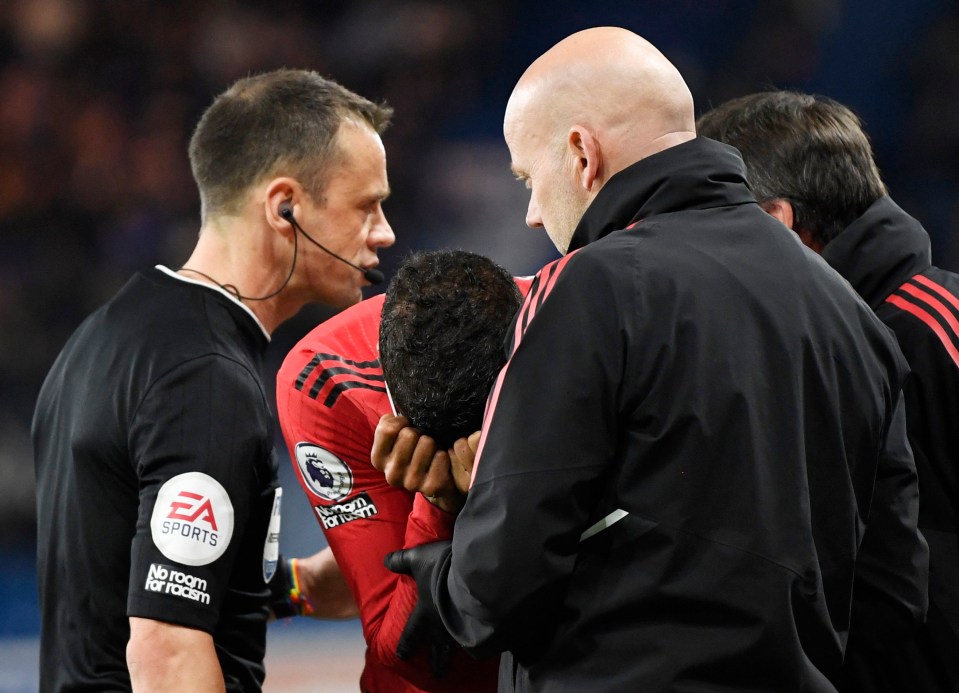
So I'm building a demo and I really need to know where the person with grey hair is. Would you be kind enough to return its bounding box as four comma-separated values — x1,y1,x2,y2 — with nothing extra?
698,90,959,693
33,68,394,692
373,29,927,691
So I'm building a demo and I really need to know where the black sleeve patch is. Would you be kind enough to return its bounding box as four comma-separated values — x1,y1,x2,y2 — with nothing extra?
314,492,378,529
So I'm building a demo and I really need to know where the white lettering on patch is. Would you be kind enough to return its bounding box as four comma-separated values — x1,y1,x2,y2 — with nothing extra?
144,563,211,605
151,472,233,566
314,492,378,529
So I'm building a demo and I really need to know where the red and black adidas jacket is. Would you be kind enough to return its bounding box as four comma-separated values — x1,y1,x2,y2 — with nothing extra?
438,138,926,692
823,195,959,691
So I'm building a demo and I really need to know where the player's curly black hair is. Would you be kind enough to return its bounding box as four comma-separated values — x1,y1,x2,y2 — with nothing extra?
379,249,522,449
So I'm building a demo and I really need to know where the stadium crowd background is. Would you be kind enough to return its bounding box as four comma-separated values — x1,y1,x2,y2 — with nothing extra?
1,0,957,688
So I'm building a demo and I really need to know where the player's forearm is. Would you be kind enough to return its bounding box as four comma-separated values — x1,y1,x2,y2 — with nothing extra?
370,562,498,692
366,592,454,691
294,547,360,619
127,617,225,693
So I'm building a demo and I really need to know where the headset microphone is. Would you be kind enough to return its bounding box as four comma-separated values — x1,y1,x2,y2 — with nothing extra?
279,203,384,285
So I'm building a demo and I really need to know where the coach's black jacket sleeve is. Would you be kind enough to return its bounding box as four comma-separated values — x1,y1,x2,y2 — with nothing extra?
848,393,928,647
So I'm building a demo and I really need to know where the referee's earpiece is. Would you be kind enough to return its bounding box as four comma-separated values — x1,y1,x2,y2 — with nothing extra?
277,199,384,285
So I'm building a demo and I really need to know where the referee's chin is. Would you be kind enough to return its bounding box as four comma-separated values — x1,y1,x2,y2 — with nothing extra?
300,269,364,310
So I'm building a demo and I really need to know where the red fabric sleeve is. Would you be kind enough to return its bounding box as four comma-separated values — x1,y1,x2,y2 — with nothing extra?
405,493,457,547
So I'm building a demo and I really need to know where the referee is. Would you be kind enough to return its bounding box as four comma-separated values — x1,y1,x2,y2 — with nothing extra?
32,69,393,692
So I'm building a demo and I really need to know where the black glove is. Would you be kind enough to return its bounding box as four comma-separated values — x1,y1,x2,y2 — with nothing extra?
385,540,455,678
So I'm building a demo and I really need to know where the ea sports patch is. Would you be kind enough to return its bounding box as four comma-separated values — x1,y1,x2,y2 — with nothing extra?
295,442,353,501
150,472,234,566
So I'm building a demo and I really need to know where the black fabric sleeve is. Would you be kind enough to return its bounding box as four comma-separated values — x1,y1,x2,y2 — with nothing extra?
848,392,929,649
126,354,274,633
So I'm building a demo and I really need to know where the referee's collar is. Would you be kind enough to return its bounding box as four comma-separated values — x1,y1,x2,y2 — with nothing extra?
155,265,271,342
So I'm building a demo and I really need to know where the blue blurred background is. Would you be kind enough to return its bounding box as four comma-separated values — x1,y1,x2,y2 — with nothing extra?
2,0,958,690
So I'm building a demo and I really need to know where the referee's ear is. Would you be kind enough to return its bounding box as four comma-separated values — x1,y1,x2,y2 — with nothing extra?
264,177,301,237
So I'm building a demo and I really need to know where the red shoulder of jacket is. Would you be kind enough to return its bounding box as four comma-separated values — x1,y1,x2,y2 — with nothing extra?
514,275,534,298
885,272,959,370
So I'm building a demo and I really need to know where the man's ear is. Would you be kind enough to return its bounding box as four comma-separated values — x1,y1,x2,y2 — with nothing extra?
264,177,300,234
760,198,796,230
568,126,601,192
760,198,824,252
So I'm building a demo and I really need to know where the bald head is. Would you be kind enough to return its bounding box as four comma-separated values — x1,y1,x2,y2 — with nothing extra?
507,28,694,172
504,27,696,253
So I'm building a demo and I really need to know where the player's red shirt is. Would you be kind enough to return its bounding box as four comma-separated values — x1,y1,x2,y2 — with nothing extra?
276,293,503,692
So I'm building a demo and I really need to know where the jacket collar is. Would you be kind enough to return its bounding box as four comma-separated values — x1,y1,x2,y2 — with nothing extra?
568,137,756,252
820,197,931,310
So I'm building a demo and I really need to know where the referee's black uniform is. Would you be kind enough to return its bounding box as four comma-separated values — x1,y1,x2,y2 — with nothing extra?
33,266,282,692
